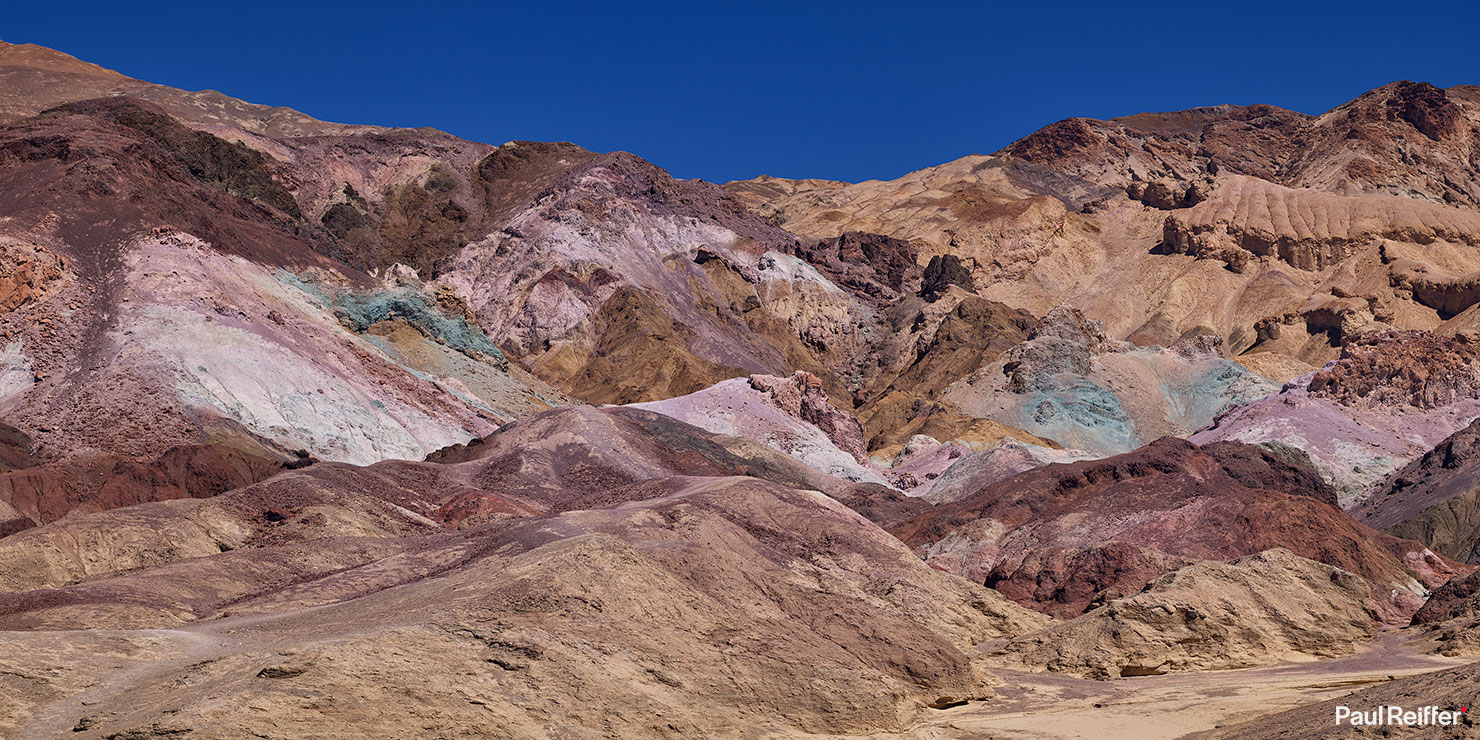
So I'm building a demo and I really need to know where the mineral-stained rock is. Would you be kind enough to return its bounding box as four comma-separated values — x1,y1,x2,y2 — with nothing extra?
436,148,887,409
943,308,1277,456
0,403,945,600
0,95,561,465
1194,330,1480,503
434,405,926,528
982,543,1193,620
790,231,921,305
857,291,1040,457
629,372,884,484
747,372,869,460
729,82,1480,387
0,239,67,316
1307,330,1480,409
918,440,1096,504
7,38,1480,740
1410,570,1480,657
1412,569,1480,626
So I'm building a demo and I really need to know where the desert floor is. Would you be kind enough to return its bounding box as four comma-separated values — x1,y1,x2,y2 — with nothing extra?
850,630,1475,740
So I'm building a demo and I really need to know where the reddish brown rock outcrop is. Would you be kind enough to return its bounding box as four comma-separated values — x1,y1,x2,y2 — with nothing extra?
0,444,291,530
1307,330,1480,409
1409,568,1480,657
0,240,66,315
982,544,1193,620
789,231,920,305
1411,569,1480,626
892,437,1460,622
997,82,1480,209
0,422,35,473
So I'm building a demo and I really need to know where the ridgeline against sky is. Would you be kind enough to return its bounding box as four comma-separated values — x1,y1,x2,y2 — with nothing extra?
8,0,1480,182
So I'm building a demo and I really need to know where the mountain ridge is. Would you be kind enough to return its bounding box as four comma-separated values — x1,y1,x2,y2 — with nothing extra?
2,39,1479,740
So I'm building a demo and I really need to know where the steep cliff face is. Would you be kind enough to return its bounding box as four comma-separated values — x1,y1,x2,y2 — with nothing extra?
1161,175,1480,272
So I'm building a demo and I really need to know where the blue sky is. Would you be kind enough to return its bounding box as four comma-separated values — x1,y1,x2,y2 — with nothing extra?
8,1,1479,183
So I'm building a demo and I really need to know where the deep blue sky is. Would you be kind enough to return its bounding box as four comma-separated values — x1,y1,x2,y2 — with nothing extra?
8,1,1480,183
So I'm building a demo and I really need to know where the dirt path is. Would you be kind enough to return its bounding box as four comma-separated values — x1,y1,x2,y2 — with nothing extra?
4,607,334,740
8,628,216,738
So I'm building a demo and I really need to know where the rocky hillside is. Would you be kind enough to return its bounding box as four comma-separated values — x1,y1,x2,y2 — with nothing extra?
891,437,1461,623
1192,330,1480,503
4,38,1480,740
0,405,1043,739
1358,418,1480,564
0,41,1034,475
994,549,1377,679
729,82,1480,378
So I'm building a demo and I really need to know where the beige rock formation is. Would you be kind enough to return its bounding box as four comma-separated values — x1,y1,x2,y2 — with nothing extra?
994,549,1376,679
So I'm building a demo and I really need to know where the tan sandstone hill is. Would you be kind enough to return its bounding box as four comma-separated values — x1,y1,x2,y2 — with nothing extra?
994,549,1376,679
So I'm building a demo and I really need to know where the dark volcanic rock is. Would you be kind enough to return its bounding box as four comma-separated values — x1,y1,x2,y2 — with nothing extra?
920,254,975,301
320,139,601,275
995,84,1480,209
1200,440,1340,509
45,97,302,218
0,97,345,279
983,543,1193,620
792,231,920,304
1359,418,1480,564
1411,569,1480,625
0,422,35,473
